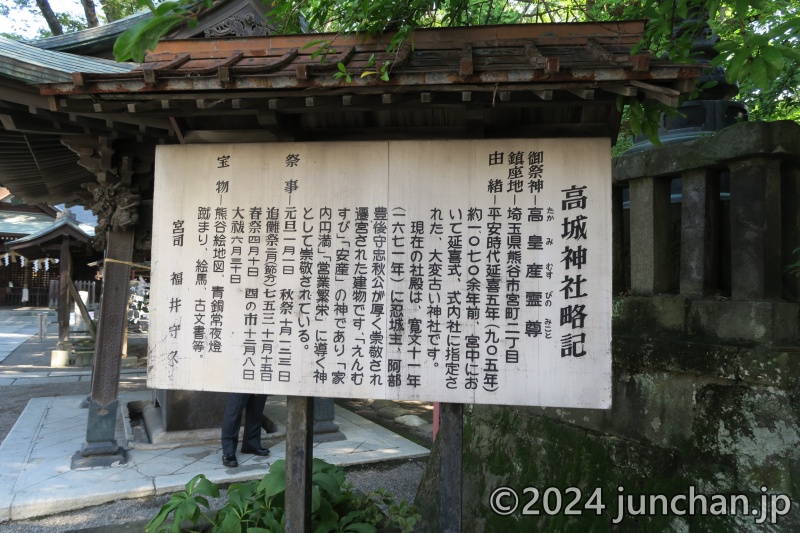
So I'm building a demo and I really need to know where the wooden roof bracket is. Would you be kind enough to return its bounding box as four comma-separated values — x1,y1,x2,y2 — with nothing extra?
185,52,244,77
524,42,559,74
391,45,412,69
586,39,649,71
142,53,191,85
296,47,355,80
218,48,299,83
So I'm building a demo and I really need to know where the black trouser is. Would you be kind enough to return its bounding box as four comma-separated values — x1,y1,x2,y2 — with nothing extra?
220,393,268,456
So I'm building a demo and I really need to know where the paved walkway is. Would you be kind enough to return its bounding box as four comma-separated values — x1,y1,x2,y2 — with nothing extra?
0,309,431,524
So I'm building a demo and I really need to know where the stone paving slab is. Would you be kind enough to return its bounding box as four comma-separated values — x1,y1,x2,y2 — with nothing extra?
0,392,429,523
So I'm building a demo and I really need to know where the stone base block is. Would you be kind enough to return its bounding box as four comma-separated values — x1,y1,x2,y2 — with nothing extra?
155,389,228,431
50,350,70,367
687,299,799,345
613,296,799,345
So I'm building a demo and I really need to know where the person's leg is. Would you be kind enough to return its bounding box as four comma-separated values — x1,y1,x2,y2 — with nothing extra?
221,393,246,456
241,394,268,453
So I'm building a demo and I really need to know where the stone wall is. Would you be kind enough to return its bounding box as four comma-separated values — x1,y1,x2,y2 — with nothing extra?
414,121,800,532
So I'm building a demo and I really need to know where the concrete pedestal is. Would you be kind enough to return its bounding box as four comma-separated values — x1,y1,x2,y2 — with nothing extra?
50,349,70,367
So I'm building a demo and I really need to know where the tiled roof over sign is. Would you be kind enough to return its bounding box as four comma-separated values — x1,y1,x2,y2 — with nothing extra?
0,36,135,85
43,21,699,105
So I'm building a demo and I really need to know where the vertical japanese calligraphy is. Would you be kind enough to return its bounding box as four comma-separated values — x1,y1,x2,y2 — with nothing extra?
150,140,611,408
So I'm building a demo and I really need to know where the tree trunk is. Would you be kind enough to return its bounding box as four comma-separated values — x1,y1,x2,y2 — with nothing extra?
34,0,63,36
80,0,100,27
97,0,117,22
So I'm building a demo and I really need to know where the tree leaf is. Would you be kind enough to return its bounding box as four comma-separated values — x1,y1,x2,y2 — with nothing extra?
311,485,321,514
749,56,770,89
760,45,785,73
258,470,286,499
775,45,800,62
313,471,342,501
154,1,180,16
345,523,378,533
113,15,184,62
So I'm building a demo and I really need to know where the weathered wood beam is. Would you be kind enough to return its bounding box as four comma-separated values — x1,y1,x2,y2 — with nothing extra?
257,112,296,141
629,80,680,106
304,96,338,108
465,106,485,139
459,45,474,76
342,95,371,106
169,117,184,145
92,102,127,113
268,98,293,110
602,85,637,97
285,396,313,533
195,99,228,110
126,101,163,113
568,88,595,100
0,113,85,135
67,273,96,340
439,403,462,533
183,129,280,143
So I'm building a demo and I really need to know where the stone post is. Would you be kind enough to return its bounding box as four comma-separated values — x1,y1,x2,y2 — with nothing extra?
312,397,345,442
629,176,672,295
72,230,134,468
783,164,800,302
680,167,720,297
729,157,782,300
611,186,625,294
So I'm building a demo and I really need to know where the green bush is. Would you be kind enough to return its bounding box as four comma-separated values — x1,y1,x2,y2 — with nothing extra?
145,459,420,533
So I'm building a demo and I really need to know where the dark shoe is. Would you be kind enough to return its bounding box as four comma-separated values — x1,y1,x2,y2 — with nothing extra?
222,453,238,467
241,446,271,456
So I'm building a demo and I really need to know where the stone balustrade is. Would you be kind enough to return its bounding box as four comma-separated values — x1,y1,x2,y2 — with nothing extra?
612,120,800,345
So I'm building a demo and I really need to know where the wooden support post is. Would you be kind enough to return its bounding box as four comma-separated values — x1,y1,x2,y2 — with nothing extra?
286,396,314,533
72,230,133,469
58,236,71,348
67,274,97,339
439,402,462,533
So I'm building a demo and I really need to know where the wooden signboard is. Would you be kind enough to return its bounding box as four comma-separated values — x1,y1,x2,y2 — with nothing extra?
148,139,611,408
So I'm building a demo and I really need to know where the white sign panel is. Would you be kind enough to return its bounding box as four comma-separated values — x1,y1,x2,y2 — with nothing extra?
148,139,612,408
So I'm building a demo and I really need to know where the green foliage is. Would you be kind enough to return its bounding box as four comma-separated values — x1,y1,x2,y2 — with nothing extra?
56,12,89,34
145,459,421,533
99,0,141,22
146,472,220,533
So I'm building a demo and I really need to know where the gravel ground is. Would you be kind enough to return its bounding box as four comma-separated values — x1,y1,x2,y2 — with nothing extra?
0,333,430,532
